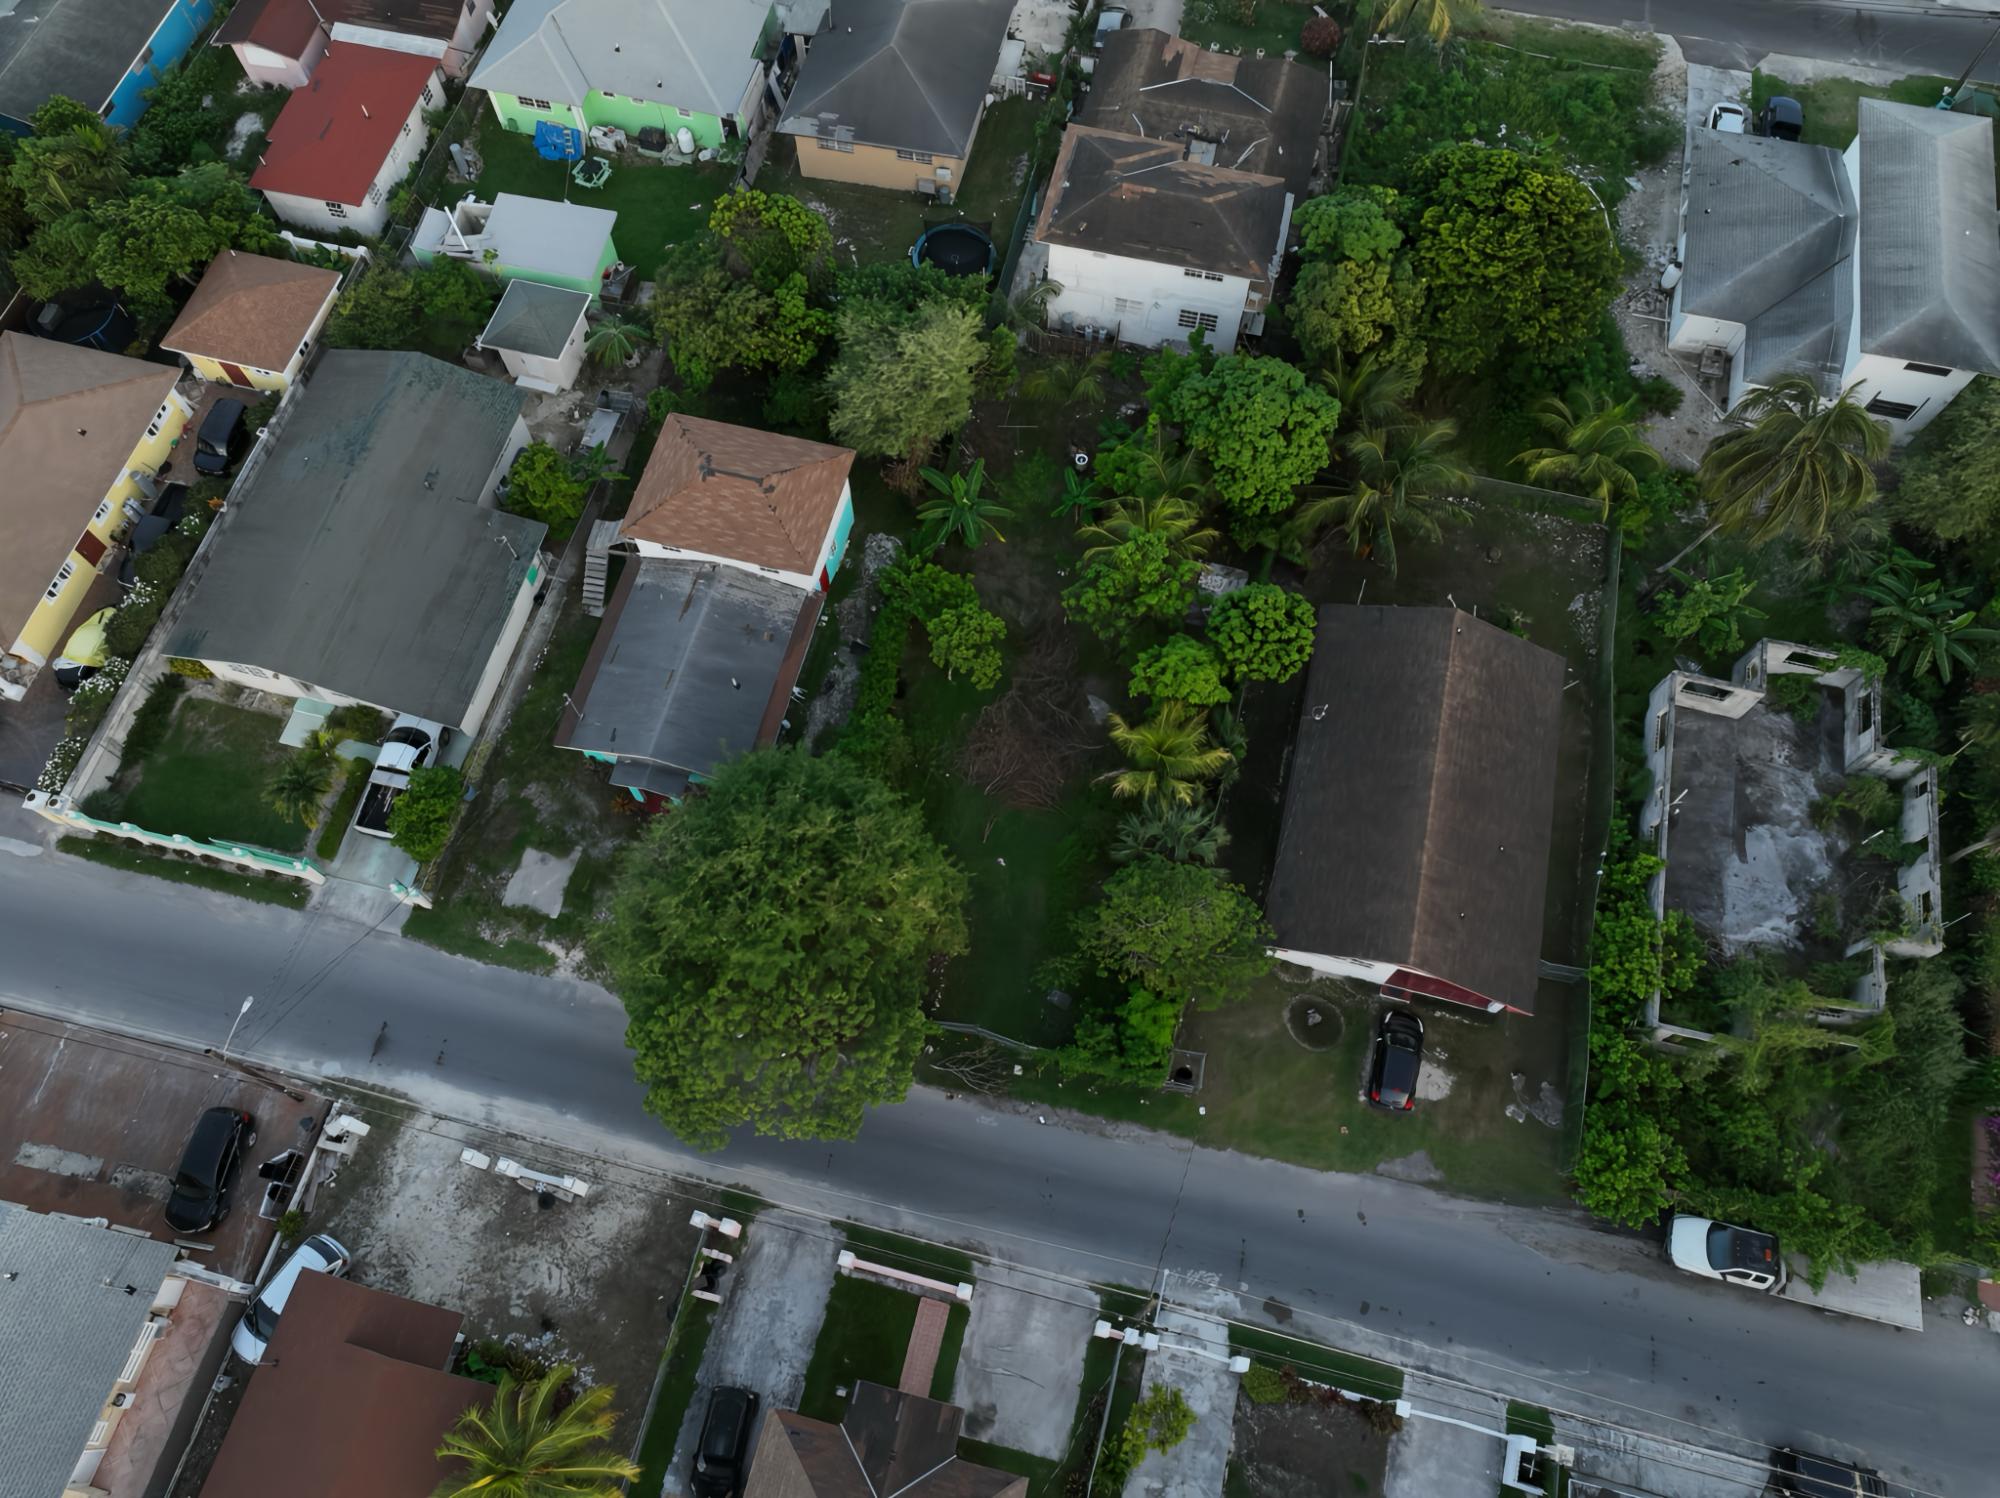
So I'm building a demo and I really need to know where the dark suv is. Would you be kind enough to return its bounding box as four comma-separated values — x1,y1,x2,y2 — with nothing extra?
192,398,246,475
1367,1009,1424,1112
1772,1448,1888,1498
164,1106,255,1233
691,1386,758,1497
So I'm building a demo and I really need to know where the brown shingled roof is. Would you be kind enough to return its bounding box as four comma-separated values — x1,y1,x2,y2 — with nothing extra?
160,251,342,376
743,1384,1026,1498
200,1273,491,1498
212,0,326,57
620,414,855,575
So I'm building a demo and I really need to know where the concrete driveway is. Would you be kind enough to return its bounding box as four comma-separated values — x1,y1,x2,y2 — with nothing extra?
951,1261,1097,1459
1382,1379,1504,1498
1685,62,1754,133
1126,1305,1239,1498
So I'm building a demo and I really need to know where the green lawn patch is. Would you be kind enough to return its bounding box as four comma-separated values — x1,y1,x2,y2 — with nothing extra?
1928,1101,1981,1258
1229,1323,1403,1403
1177,0,1333,66
314,758,369,862
1751,71,1969,163
630,1296,716,1498
467,114,736,283
91,697,308,853
56,835,311,907
797,1274,969,1421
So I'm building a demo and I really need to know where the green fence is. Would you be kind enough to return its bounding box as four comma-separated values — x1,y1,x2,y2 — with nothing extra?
42,805,325,884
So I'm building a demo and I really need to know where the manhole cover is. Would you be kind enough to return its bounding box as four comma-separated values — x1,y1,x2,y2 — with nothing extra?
1284,996,1343,1051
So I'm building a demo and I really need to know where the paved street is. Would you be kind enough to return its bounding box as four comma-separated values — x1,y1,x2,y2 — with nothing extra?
1,818,1992,1496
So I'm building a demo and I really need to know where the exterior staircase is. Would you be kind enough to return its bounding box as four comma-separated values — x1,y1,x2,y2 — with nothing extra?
581,519,621,617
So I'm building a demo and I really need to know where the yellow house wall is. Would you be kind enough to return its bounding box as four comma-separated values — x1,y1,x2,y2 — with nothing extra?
186,352,289,393
10,394,192,667
792,138,968,191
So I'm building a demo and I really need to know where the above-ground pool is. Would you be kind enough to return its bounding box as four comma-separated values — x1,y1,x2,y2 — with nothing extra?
912,221,996,278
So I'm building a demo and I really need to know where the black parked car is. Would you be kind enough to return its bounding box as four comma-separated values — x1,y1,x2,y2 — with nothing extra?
1772,1449,1888,1498
191,398,246,476
164,1106,255,1233
1367,1009,1424,1112
690,1386,759,1497
1761,95,1804,141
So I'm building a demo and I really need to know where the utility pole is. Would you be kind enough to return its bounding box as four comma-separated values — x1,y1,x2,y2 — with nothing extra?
1942,24,2000,108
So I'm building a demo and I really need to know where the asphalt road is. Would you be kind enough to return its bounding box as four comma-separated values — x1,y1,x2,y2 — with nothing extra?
2,827,1993,1496
1499,0,2000,73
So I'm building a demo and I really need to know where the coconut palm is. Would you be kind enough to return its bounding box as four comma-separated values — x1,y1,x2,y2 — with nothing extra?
1292,418,1471,575
432,1364,638,1498
265,752,334,828
1861,554,2000,686
1000,279,1064,332
1698,376,1891,551
1112,802,1232,865
915,457,1011,552
1374,0,1483,45
1022,351,1113,410
1515,391,1663,519
1077,493,1219,563
1101,702,1234,808
582,317,648,367
1316,350,1420,434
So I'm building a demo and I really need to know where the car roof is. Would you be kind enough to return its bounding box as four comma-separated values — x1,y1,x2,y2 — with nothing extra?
1713,1223,1779,1273
186,1106,242,1153
199,399,246,433
260,1234,347,1305
1777,1449,1874,1497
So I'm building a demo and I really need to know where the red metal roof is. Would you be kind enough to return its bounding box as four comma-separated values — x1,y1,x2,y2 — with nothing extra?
251,43,439,204
213,0,326,59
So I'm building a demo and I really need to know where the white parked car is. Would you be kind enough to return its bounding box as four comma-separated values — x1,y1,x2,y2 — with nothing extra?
1706,102,1749,134
231,1233,352,1362
1666,1214,1785,1292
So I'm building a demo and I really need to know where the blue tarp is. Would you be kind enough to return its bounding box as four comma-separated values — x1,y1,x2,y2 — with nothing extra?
533,121,584,160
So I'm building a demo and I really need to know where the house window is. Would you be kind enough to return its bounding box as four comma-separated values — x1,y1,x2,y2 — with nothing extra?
422,84,434,105
1176,309,1220,333
368,183,383,204
1865,395,1920,420
326,201,348,218
1681,680,1732,702
1652,710,1667,751
816,137,853,153
402,120,412,136
45,560,75,602
93,499,112,524
1113,297,1144,318
138,44,154,66
1182,268,1223,282
518,96,552,110
894,148,933,163
1903,361,1952,377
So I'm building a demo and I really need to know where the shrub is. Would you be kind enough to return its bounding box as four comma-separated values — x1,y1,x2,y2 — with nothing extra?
1130,635,1230,706
387,764,464,863
35,734,88,795
1300,15,1342,56
165,656,213,678
1241,1364,1290,1405
1206,585,1315,683
64,657,131,738
122,676,187,764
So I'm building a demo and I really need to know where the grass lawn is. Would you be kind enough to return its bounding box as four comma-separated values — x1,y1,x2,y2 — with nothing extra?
1230,1323,1404,1403
1929,1101,1982,1259
56,835,311,907
466,114,737,283
796,1275,969,1421
1751,71,1966,154
88,696,307,853
629,1296,716,1498
1177,0,1332,66
314,759,370,862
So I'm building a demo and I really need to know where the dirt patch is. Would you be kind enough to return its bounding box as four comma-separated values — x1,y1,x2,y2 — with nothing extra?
1231,1389,1393,1498
1374,1150,1444,1186
1284,995,1343,1051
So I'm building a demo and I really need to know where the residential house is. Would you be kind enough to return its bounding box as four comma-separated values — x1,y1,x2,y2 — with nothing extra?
477,279,592,391
212,0,494,86
1669,98,2000,439
0,0,219,133
413,192,621,299
159,250,343,392
1034,126,1289,349
743,1381,1024,1498
1265,606,1564,1017
200,1274,495,1498
250,43,444,238
165,351,544,737
777,0,1012,194
1638,640,1943,1039
558,414,854,800
471,0,778,149
0,334,189,702
0,1202,227,1498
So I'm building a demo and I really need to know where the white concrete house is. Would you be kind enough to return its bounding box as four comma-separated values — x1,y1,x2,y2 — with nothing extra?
250,43,443,239
1669,98,2000,440
477,281,591,393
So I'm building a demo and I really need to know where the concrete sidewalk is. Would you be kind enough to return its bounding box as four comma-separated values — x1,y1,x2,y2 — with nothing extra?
1383,1377,1505,1498
1125,1306,1238,1498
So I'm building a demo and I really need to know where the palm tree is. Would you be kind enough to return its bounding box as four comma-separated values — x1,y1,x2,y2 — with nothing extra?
1077,493,1219,563
266,752,334,828
1374,0,1483,45
1022,351,1113,410
1293,418,1471,575
432,1365,638,1498
1112,802,1231,865
1698,376,1891,551
916,457,1011,552
1316,350,1419,434
1000,279,1063,332
583,317,648,367
1861,556,2000,686
1515,391,1663,519
1101,702,1234,808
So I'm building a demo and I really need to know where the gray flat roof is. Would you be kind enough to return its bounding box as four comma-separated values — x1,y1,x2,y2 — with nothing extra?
777,0,1013,156
480,280,590,359
557,558,818,779
0,0,168,125
471,0,769,118
166,352,546,728
0,1204,180,1498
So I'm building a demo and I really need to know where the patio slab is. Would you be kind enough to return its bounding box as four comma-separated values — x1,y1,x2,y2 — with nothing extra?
503,845,580,917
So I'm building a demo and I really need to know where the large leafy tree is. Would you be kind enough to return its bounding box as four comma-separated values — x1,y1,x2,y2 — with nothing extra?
1405,144,1618,375
1129,635,1230,706
387,765,464,864
1296,417,1470,574
1102,702,1234,808
1206,584,1316,683
605,748,968,1149
1061,530,1200,646
1515,391,1663,518
432,1365,638,1498
1292,186,1404,264
1699,376,1890,549
708,187,833,290
1892,375,2000,559
1167,354,1340,521
1291,257,1427,371
825,296,985,460
1075,856,1272,1007
326,261,497,352
651,243,830,391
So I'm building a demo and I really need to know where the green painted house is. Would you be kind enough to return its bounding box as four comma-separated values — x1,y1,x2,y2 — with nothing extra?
412,193,621,300
470,0,781,151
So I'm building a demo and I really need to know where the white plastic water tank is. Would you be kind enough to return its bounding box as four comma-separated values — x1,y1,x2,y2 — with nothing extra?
675,126,696,155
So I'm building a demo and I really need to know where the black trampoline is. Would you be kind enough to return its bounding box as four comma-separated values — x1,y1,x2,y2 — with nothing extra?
911,221,996,278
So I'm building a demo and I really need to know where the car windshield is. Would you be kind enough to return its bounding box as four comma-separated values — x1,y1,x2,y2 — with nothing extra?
246,1295,279,1342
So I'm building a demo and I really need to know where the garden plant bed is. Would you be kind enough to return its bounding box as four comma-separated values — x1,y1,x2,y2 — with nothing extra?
1227,1384,1393,1498
55,834,311,907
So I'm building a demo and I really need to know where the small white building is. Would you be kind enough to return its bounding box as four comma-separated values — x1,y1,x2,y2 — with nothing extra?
478,281,591,393
213,0,493,86
1034,125,1290,349
1669,98,2000,440
250,43,443,239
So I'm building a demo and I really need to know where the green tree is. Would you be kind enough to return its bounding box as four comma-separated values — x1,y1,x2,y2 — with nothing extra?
1699,376,1891,550
605,749,968,1149
1316,350,1420,432
825,298,984,460
583,316,647,366
265,752,334,828
1574,1099,1686,1228
1406,145,1618,375
1374,0,1483,44
1168,355,1340,520
1892,375,2000,559
9,118,127,220
1111,802,1231,865
1022,351,1112,409
503,442,596,531
1078,493,1218,564
1297,418,1470,573
326,261,497,352
1062,531,1201,646
1206,584,1316,683
915,457,1011,552
1290,256,1426,370
1058,985,1183,1081
431,1364,638,1498
1076,856,1271,1007
387,765,464,864
1515,391,1663,518
708,187,833,290
1860,554,1999,686
1129,635,1230,706
651,240,830,390
1655,567,1765,660
1103,702,1234,808
1293,186,1404,264
926,603,1006,688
